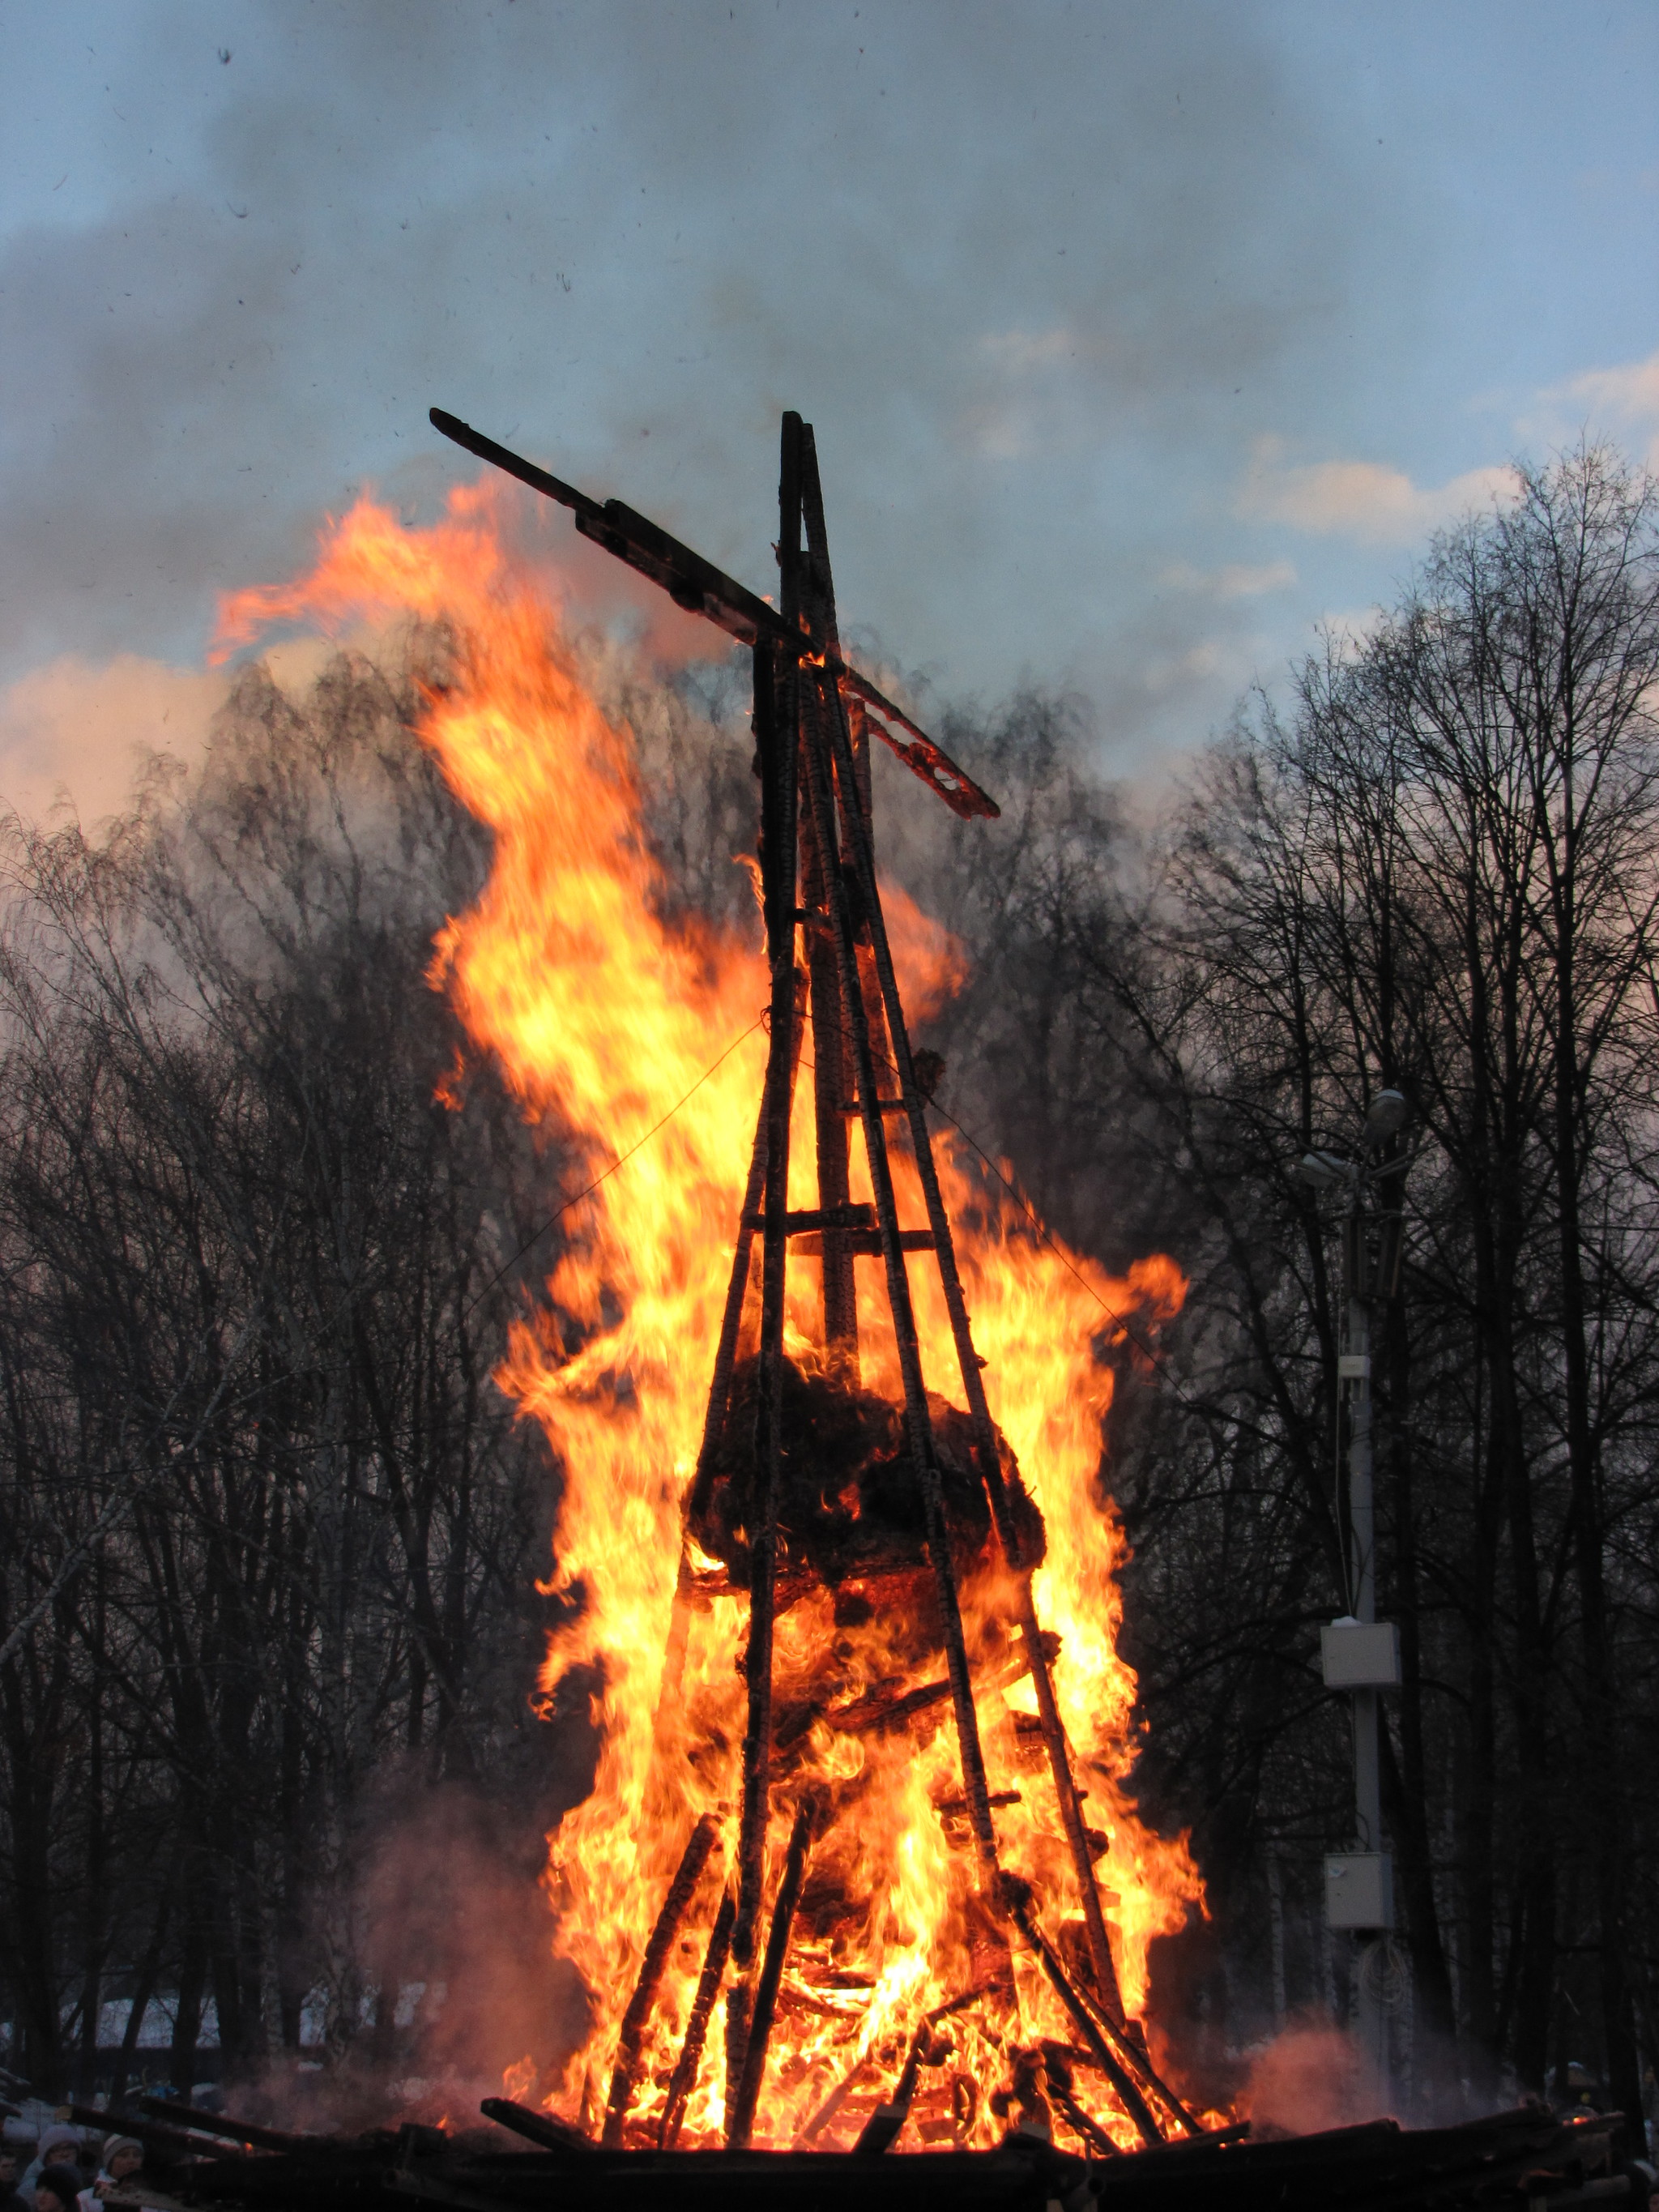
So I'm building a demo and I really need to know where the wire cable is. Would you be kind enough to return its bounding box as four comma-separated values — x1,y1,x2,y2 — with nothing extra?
463,1014,767,1321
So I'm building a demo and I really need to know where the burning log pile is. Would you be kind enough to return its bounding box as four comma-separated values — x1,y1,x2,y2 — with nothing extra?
68,2093,1640,2212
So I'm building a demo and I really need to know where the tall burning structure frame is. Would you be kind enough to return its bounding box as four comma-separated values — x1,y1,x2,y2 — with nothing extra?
432,405,1195,2152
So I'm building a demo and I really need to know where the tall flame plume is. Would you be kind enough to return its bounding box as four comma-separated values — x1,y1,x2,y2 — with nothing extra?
218,480,1203,2150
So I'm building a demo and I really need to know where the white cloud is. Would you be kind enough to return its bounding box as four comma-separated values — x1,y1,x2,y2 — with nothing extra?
1531,347,1659,467
1237,436,1520,545
1161,557,1298,600
1312,605,1388,656
0,654,226,827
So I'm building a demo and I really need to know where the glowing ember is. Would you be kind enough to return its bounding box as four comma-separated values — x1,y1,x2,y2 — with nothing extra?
217,471,1202,2153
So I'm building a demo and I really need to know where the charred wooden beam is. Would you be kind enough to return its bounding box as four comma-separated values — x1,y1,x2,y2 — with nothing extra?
70,2103,234,2160
811,1616,1054,1744
1039,2044,1122,2159
602,1813,722,2146
727,1799,814,2149
791,416,857,1378
136,2097,305,2152
731,620,802,1989
658,1885,736,2150
784,481,859,1374
477,2099,595,2154
936,1787,1021,1817
794,2060,868,2147
779,1226,936,1256
1004,1892,1164,2150
738,1202,876,1236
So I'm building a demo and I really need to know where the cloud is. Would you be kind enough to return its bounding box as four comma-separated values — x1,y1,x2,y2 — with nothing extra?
1161,557,1297,600
1556,347,1659,422
1312,604,1388,656
1236,437,1520,545
1531,346,1659,466
0,653,227,827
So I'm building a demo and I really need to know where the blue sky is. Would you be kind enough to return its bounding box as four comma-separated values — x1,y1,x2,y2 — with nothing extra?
2,0,1655,817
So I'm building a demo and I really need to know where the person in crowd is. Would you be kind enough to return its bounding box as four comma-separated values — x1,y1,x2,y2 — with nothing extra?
1,2148,32,2212
19,2131,79,2201
88,2142,143,2205
32,2166,83,2212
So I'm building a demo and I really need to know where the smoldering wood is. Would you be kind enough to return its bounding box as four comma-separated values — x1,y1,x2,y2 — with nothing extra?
1004,1892,1163,2150
727,1797,815,2148
1039,2044,1122,2160
689,1352,1045,1602
477,2099,597,2154
602,1813,722,2146
657,1885,736,2150
774,1632,1057,1766
794,2059,869,2147
69,2102,248,2165
75,2099,1629,2212
137,2096,309,2152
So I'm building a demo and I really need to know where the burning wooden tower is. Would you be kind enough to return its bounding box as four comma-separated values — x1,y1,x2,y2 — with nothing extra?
432,405,1196,2153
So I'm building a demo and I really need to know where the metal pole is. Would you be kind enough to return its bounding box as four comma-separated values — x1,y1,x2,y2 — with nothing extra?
1345,1209,1387,2101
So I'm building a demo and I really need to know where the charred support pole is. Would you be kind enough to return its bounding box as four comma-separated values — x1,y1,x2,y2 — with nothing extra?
817,680,1146,2055
601,1814,721,2146
729,625,801,2055
657,1886,736,2150
784,417,859,1381
727,1799,814,2148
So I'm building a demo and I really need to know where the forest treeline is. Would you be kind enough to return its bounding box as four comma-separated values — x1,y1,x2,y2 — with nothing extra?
0,446,1653,2125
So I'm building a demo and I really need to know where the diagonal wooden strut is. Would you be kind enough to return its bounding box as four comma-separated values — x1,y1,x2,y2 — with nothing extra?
785,418,859,1380
731,630,801,1992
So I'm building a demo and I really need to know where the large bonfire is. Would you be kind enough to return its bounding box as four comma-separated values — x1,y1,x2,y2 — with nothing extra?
217,475,1203,2152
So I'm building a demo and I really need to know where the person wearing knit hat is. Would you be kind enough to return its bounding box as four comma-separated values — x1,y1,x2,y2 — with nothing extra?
32,2165,83,2212
89,2142,143,2205
19,2131,79,2201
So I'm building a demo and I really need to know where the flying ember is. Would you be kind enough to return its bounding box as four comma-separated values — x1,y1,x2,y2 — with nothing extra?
215,411,1201,2155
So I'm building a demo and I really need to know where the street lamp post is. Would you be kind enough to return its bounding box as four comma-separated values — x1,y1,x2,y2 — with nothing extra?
1296,1089,1411,2103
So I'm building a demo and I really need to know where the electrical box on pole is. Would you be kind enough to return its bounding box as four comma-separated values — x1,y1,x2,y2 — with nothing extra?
1320,1619,1401,1689
1325,1851,1395,1930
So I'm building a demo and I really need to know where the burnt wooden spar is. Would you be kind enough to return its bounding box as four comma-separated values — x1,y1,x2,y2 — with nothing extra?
603,1814,722,2146
429,404,1151,2150
727,1796,816,2148
657,1888,736,2150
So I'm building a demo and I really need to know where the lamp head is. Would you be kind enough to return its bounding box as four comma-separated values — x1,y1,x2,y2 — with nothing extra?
1361,1089,1410,1148
1295,1151,1354,1189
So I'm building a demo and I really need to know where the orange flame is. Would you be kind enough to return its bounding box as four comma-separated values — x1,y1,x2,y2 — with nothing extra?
217,481,1203,2152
